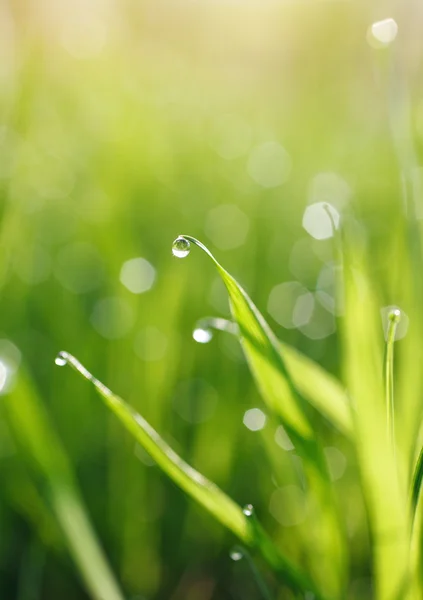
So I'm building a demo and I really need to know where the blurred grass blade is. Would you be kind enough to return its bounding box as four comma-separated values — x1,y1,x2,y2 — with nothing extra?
385,309,401,453
341,244,410,600
410,444,423,597
280,341,351,435
411,445,423,516
0,457,63,551
195,317,352,436
4,369,125,600
230,545,274,600
56,351,327,600
174,236,347,596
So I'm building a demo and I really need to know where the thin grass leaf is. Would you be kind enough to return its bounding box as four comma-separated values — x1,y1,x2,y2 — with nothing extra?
195,316,352,436
173,236,347,596
410,444,423,599
174,236,312,439
230,545,274,600
341,244,411,600
411,445,423,516
4,369,125,600
55,351,328,600
385,309,401,454
1,458,63,550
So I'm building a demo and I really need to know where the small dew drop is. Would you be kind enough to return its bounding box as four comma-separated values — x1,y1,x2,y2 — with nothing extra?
371,18,398,45
172,236,190,258
389,308,401,323
192,328,213,344
230,548,244,561
55,354,67,367
243,504,254,517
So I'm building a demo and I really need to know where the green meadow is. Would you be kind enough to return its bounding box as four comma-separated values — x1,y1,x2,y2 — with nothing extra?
1,3,423,599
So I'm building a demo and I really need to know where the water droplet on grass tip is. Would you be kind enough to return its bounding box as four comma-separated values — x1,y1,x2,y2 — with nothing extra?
55,353,67,367
172,236,190,258
381,306,408,341
389,308,401,323
370,18,398,45
230,548,244,561
192,327,213,344
243,504,254,517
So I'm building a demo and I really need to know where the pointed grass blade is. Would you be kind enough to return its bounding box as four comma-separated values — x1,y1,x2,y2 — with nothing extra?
173,236,347,596
341,249,410,600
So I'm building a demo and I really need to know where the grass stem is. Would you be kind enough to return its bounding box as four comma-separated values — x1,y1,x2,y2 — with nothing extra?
385,309,401,455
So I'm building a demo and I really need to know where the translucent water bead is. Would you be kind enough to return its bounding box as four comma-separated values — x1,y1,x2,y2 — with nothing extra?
172,236,190,258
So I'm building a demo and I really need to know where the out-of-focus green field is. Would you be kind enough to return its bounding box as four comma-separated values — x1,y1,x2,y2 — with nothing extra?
1,2,423,599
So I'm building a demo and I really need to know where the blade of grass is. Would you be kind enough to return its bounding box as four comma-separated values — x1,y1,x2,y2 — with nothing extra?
55,350,328,600
410,442,423,598
4,369,125,600
341,243,410,600
230,545,274,600
173,236,347,596
385,309,401,458
411,445,423,517
174,236,312,440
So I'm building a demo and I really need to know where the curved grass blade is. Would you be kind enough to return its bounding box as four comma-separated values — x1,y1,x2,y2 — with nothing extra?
175,236,312,439
173,236,347,596
55,351,327,600
194,317,352,436
4,369,125,600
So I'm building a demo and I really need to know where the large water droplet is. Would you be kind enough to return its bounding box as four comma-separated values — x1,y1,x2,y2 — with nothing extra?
172,236,190,258
243,504,254,517
55,353,67,367
229,548,244,561
192,327,213,344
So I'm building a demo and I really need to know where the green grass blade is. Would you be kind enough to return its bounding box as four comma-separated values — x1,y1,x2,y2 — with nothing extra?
341,248,410,600
4,370,125,600
410,444,423,597
385,309,401,454
280,341,351,435
174,236,312,439
195,317,352,436
173,236,347,596
411,446,423,516
230,545,274,600
55,351,328,600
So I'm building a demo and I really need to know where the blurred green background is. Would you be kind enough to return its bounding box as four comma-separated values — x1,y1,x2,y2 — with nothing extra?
0,1,421,599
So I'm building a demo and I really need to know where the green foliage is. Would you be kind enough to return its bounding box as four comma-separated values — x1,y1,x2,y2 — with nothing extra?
51,234,423,600
56,351,324,599
2,4,423,599
176,236,347,596
4,370,124,600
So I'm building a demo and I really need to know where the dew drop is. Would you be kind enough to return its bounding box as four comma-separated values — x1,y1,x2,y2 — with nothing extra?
55,354,67,367
371,18,398,45
243,503,254,517
192,327,213,344
172,236,190,258
230,548,244,561
389,308,401,323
